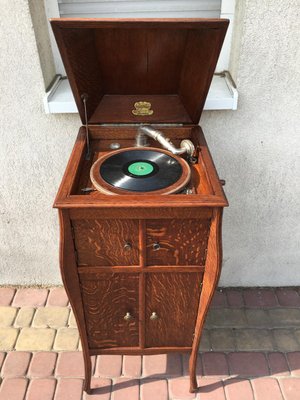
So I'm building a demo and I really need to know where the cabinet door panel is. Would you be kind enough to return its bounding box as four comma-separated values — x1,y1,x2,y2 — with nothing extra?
72,219,139,266
80,273,139,348
146,219,210,266
145,272,202,347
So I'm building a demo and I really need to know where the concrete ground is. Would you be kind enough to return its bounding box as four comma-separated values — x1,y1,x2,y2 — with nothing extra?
0,287,300,399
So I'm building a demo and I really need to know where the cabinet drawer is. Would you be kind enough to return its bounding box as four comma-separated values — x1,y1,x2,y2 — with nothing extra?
72,219,139,266
146,219,210,266
145,272,203,347
80,273,139,348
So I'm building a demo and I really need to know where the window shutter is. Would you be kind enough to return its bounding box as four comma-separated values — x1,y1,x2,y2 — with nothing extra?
58,0,221,19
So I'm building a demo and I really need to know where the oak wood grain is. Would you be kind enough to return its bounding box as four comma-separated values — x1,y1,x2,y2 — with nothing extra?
72,219,139,266
80,273,139,348
146,219,211,266
145,272,203,347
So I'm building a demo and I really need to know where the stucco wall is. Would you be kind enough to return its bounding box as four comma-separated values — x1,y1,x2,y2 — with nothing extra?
0,0,299,286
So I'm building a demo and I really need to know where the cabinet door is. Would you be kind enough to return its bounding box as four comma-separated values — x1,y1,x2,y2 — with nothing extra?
146,219,211,266
80,273,139,348
145,272,202,347
72,219,139,266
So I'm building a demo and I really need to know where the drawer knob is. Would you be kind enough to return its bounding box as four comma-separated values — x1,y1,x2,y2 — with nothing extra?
124,242,132,251
153,242,161,251
124,312,133,321
150,312,159,320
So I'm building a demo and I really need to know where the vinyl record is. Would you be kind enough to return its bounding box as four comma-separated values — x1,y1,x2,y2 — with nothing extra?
90,147,191,195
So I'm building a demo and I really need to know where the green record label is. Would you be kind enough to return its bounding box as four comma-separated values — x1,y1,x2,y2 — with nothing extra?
128,161,154,176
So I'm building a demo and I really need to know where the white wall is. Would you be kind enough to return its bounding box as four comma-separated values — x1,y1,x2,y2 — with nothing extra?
0,0,299,286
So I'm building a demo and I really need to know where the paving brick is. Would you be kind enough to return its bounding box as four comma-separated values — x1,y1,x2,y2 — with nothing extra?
28,352,58,377
224,378,253,400
182,353,203,377
0,377,28,400
211,290,227,308
168,377,196,399
14,307,35,328
143,354,182,377
0,288,15,306
54,378,83,400
56,351,85,377
0,307,17,327
68,310,77,328
226,290,244,308
268,352,290,376
16,328,55,351
33,307,70,329
199,329,211,351
243,289,278,308
84,378,111,400
53,328,79,351
202,352,229,377
140,379,168,400
111,378,139,400
236,329,274,351
276,288,300,307
47,287,69,307
251,377,283,400
26,378,57,400
1,351,31,377
122,355,141,377
95,355,122,378
228,352,269,376
245,309,271,327
279,377,300,400
198,378,226,400
286,352,300,376
0,327,19,350
12,289,48,307
210,329,236,351
268,309,300,327
273,330,299,351
206,309,247,328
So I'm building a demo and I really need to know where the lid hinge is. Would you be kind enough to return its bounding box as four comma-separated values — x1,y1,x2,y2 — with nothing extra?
81,93,91,160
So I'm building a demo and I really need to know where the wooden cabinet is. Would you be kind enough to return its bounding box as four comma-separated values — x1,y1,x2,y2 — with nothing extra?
52,18,229,396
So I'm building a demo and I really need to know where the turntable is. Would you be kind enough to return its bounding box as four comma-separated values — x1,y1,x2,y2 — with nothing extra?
51,18,229,394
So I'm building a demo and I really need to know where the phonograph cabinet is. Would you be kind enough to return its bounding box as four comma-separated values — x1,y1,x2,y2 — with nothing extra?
51,18,229,393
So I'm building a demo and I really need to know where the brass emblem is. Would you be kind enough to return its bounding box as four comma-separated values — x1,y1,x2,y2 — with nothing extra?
132,101,153,116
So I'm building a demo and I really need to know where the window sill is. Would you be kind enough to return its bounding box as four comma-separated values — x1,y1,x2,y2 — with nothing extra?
43,72,238,114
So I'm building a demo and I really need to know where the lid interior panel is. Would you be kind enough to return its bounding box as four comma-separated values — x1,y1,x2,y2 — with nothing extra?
51,19,229,124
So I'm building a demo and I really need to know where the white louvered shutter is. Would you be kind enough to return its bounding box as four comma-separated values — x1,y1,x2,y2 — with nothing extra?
58,0,221,19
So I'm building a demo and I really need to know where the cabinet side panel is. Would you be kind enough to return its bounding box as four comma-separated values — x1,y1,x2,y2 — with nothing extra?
145,272,203,347
80,273,139,348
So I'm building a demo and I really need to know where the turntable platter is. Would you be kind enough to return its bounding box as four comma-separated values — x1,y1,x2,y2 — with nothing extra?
90,147,191,195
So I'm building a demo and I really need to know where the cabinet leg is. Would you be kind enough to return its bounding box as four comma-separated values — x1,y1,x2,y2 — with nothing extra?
83,354,92,394
189,351,198,392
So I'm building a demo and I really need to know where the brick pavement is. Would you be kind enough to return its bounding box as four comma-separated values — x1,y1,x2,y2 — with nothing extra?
0,286,299,399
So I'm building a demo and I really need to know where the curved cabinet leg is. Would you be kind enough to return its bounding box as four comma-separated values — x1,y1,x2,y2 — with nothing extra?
59,210,92,393
189,208,223,393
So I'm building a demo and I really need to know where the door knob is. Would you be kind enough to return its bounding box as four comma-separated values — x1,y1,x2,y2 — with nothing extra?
124,242,132,251
150,312,158,320
124,312,133,321
153,242,160,251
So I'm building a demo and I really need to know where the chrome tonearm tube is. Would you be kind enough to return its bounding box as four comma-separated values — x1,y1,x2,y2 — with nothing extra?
136,125,195,156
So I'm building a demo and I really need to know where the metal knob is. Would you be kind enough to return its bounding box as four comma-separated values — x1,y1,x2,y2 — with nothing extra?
150,312,158,321
153,242,160,251
124,242,132,251
124,312,133,321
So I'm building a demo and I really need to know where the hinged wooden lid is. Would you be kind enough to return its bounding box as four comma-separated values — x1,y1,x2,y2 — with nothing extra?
51,19,229,125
